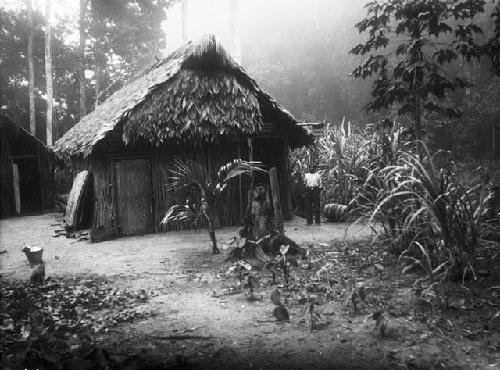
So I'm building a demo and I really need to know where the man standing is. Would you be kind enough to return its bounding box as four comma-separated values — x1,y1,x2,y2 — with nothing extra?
304,166,322,225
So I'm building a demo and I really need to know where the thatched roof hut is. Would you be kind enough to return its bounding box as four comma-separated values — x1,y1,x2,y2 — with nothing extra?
54,35,312,238
0,113,53,217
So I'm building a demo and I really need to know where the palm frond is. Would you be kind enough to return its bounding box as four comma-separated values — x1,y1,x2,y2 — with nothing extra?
218,159,267,184
167,158,209,193
160,204,205,225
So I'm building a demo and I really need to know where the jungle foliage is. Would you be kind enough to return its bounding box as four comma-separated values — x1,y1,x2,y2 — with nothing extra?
291,120,500,297
351,0,500,148
0,0,173,142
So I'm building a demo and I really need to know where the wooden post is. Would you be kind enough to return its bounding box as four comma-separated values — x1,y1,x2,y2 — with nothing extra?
79,0,86,117
28,0,36,135
269,167,284,233
45,0,53,146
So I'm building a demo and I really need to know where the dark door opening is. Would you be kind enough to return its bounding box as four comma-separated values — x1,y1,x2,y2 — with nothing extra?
13,156,42,214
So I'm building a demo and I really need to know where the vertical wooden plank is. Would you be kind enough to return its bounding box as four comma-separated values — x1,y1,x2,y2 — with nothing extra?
237,140,243,223
207,142,212,177
492,121,496,160
247,137,254,187
150,148,158,232
107,154,118,234
283,136,292,219
12,163,20,214
269,167,284,233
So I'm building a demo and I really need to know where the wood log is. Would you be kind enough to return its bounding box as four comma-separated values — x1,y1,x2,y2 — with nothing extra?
269,167,284,233
151,335,212,341
90,227,115,243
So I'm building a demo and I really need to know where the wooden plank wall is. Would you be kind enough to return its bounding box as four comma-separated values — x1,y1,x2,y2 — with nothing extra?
74,134,294,236
153,139,248,232
75,137,250,235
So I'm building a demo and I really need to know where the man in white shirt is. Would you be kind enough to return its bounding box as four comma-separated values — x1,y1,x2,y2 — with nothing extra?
304,165,322,225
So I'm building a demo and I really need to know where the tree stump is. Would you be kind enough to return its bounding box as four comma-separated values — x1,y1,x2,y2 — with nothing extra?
248,185,273,240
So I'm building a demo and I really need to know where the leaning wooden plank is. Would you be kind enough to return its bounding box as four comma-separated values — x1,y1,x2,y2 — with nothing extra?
65,170,90,230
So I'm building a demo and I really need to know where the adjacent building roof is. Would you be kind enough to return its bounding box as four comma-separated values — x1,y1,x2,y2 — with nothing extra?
0,112,50,150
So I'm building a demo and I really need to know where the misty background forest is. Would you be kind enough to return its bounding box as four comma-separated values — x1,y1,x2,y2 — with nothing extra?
1,0,499,159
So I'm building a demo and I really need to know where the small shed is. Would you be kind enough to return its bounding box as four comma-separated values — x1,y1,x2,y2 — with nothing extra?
0,113,53,217
54,35,312,237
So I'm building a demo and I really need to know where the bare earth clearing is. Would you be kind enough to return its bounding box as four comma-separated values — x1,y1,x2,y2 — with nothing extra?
1,213,499,369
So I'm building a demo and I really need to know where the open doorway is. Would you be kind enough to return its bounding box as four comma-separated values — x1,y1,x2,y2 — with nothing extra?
13,156,42,214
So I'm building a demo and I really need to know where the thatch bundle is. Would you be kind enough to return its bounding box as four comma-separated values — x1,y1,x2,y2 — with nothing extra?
123,70,262,145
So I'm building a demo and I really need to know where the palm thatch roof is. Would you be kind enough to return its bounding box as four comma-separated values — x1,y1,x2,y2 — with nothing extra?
54,35,312,158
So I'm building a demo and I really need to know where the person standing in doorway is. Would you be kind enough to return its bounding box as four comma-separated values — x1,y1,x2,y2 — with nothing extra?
304,165,322,225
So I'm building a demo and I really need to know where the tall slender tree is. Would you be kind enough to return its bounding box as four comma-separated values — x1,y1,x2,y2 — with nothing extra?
79,0,86,117
45,0,53,145
27,0,36,135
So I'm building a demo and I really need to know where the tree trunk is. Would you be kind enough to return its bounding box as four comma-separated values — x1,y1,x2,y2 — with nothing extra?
79,0,86,117
45,0,53,146
250,185,272,240
269,167,284,233
94,65,100,109
27,0,36,135
94,40,103,111
201,189,219,254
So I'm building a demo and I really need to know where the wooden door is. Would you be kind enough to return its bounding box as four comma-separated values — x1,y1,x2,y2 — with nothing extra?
114,159,153,235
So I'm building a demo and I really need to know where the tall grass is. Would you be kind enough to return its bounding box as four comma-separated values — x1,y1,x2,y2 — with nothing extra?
360,144,489,288
316,120,370,206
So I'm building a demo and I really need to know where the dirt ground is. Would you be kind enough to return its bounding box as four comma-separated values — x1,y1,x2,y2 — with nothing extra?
1,213,499,369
